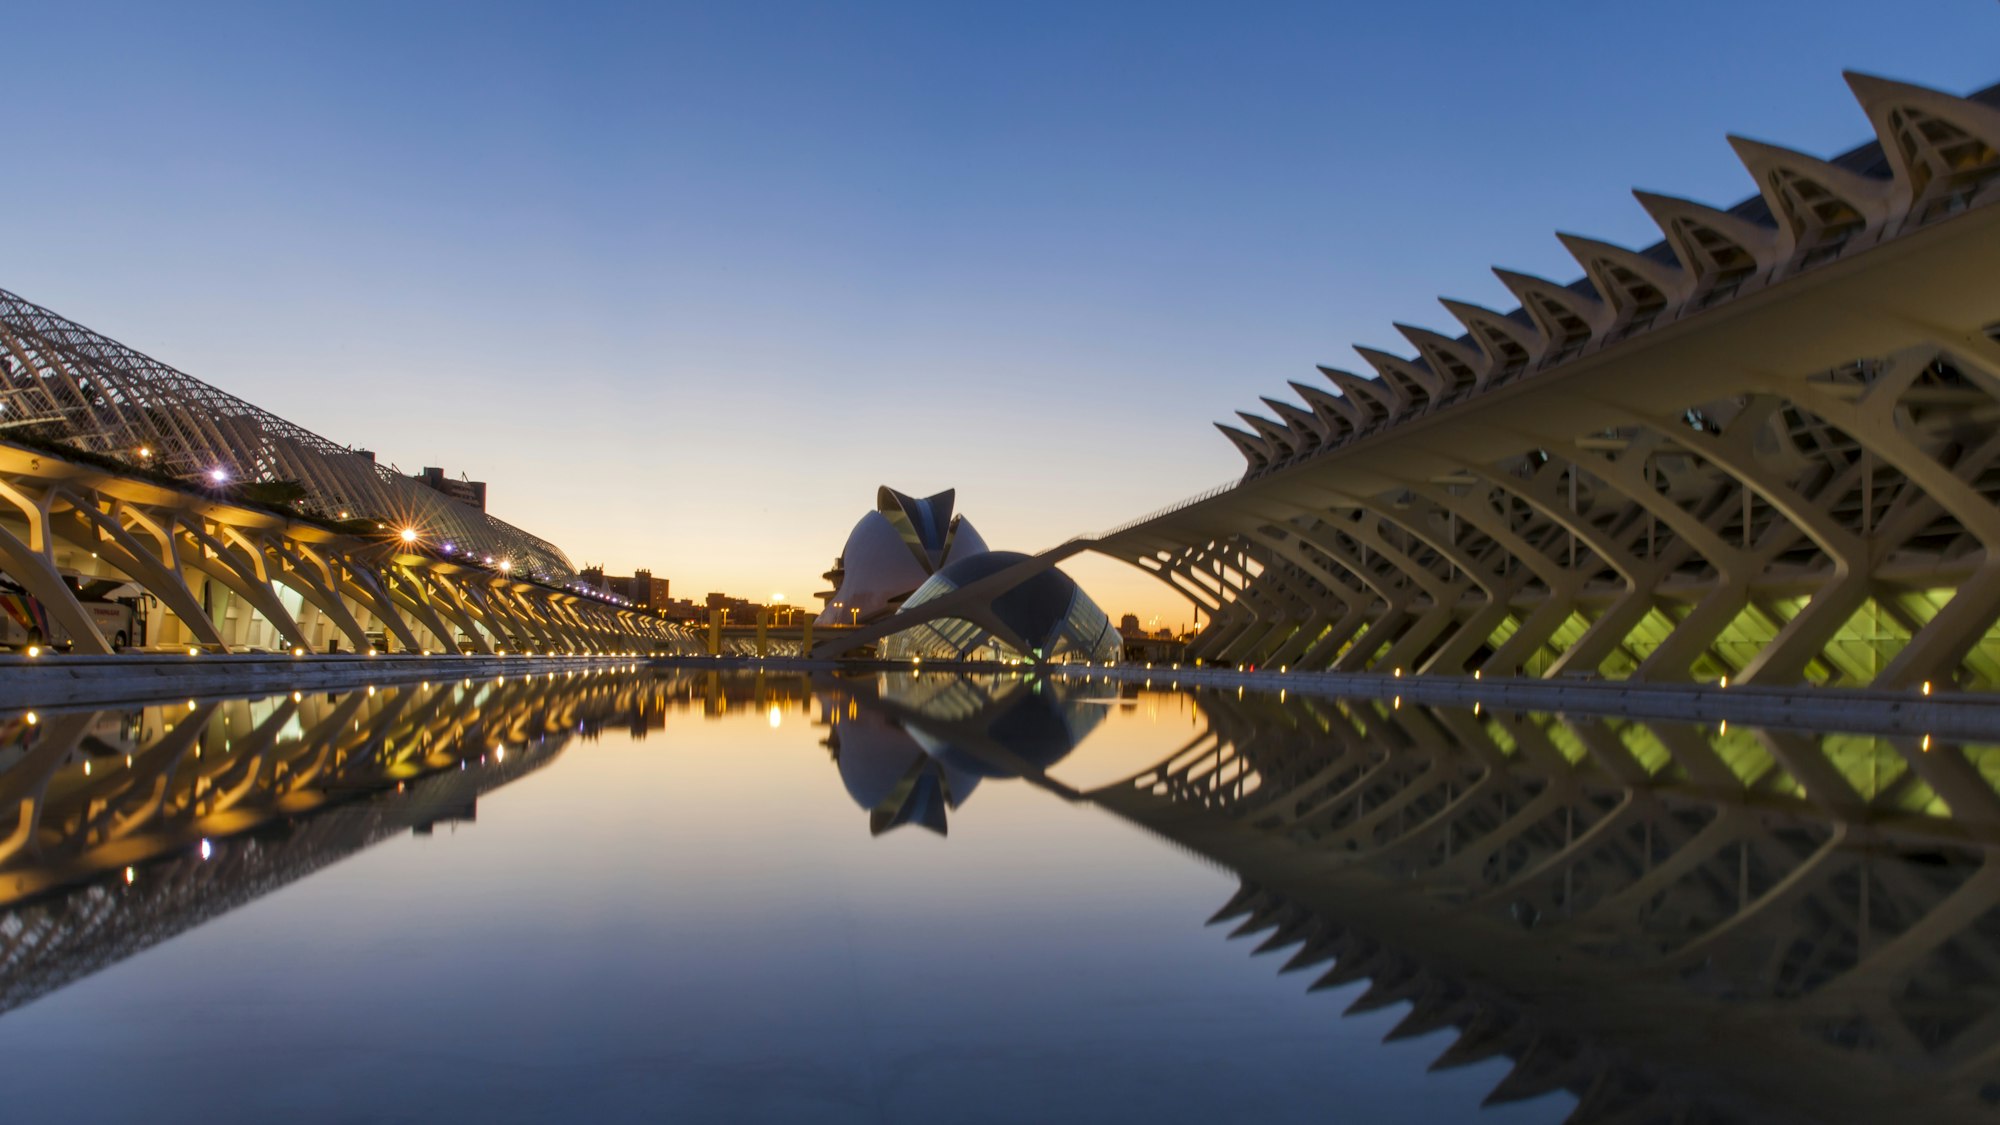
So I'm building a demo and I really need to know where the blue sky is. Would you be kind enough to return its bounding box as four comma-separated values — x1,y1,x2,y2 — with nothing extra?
9,1,2000,623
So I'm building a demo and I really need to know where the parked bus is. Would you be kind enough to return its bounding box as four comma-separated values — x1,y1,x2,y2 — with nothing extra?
0,577,146,651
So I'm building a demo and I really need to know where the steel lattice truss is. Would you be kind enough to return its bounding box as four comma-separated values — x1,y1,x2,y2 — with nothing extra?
0,289,574,581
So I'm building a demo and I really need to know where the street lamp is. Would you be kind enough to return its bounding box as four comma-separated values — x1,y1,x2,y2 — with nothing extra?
400,527,418,545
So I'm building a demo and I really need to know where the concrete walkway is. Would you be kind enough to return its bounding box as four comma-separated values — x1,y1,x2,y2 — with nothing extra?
0,652,650,710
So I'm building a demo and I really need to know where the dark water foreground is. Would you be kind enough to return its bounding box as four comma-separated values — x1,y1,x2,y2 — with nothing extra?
0,670,1991,1123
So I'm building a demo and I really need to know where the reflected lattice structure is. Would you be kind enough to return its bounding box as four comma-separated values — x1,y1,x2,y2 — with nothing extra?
0,670,688,1015
1083,74,2000,692
1091,689,2000,1122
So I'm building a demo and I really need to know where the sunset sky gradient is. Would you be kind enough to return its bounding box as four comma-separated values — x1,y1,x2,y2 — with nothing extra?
9,1,1999,624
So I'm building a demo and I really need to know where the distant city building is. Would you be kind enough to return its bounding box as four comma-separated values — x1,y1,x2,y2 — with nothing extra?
1119,614,1141,637
416,466,488,512
577,567,672,608
659,597,703,622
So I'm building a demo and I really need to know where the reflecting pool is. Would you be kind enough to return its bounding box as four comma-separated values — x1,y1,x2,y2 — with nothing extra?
0,669,1994,1123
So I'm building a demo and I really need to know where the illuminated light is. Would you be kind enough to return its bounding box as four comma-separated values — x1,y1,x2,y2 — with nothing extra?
400,527,418,544
188,647,199,657
200,839,212,860
124,867,135,885
495,746,506,763
291,691,302,702
499,561,511,574
24,711,37,725
137,446,152,458
1719,675,1729,688
1393,668,1402,678
1719,720,1728,735
767,704,782,728
1923,681,1933,696
368,648,377,656
125,755,131,766
186,700,196,711
293,647,304,657
83,761,90,775
1923,734,1933,752
1472,701,1482,715
1280,665,1287,674
1473,669,1481,680
208,467,228,484
1393,696,1401,709
25,646,39,658
366,685,376,696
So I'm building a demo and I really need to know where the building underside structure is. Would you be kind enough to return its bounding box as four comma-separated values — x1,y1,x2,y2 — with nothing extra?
0,289,696,655
0,670,674,1015
1083,73,2000,691
1088,688,2000,1124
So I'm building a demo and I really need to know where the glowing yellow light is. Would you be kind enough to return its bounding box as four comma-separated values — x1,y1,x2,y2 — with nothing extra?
24,711,37,725
293,647,304,657
25,645,39,658
124,867,135,885
1923,734,1933,751
400,527,418,544
1922,681,1933,696
187,647,199,657
83,761,90,775
1719,676,1729,688
1719,720,1728,735
768,704,783,728
495,746,506,762
186,700,196,711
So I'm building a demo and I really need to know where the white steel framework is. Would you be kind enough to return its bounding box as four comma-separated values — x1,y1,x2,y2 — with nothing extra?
1086,73,2000,692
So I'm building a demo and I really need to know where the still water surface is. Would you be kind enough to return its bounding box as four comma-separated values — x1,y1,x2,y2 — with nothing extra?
0,669,1989,1123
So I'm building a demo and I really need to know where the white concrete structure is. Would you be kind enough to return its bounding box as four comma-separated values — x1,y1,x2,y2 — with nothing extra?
1083,73,2000,692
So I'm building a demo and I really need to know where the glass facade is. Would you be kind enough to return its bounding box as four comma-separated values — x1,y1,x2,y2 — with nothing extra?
881,551,1120,664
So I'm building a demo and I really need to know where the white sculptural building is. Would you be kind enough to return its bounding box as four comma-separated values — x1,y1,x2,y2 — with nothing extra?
818,487,1119,664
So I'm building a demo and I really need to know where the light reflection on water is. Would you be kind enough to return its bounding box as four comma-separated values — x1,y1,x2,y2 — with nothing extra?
0,670,1993,1122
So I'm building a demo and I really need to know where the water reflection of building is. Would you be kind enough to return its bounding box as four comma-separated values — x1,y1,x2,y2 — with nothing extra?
816,672,1113,836
0,671,693,1017
1084,690,2000,1123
